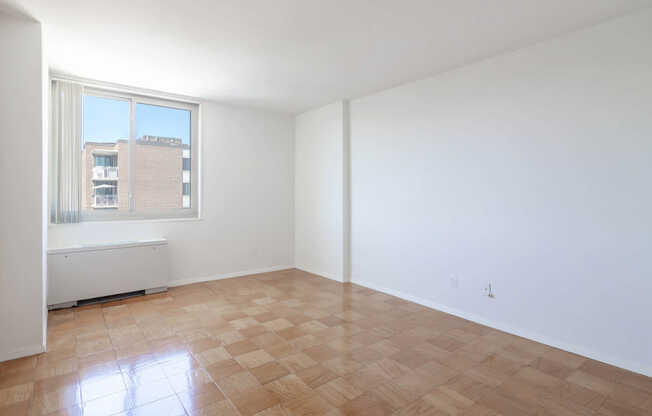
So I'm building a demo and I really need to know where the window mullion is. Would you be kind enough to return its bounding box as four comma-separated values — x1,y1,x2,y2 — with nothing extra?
128,97,136,211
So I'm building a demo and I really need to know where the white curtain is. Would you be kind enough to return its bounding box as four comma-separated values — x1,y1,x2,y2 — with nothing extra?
50,80,83,223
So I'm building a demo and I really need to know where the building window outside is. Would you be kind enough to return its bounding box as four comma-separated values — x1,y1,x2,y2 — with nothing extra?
93,180,118,208
94,154,117,167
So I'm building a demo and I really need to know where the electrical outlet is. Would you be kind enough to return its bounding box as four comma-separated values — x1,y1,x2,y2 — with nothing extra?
450,274,459,289
484,282,495,298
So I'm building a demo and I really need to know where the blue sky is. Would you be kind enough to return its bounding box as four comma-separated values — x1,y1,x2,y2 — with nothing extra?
83,95,190,144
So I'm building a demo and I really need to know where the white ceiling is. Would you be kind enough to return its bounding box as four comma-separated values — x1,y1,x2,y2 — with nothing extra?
6,0,652,113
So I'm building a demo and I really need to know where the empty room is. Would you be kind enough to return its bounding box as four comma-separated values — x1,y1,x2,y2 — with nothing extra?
1,0,652,415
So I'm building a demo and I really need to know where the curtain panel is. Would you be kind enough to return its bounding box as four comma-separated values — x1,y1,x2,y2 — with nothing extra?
50,80,83,223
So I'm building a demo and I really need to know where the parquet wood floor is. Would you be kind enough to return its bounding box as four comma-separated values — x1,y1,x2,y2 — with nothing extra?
1,269,650,415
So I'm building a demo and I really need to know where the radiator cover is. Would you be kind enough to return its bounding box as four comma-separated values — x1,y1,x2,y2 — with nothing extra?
47,239,169,308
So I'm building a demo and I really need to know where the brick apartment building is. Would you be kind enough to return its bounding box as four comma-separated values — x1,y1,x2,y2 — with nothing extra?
82,135,191,211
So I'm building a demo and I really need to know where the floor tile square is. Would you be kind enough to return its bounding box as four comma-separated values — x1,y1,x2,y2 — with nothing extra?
251,362,291,385
234,350,275,369
230,387,280,416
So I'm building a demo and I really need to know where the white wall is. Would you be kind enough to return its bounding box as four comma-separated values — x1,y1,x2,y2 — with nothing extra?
294,102,349,282
49,103,294,285
0,10,47,361
350,10,652,376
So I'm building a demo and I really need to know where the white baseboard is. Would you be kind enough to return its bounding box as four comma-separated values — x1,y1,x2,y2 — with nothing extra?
295,266,344,283
351,278,652,378
0,344,44,363
168,265,294,287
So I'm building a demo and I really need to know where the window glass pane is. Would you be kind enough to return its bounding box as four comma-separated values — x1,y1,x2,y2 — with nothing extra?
82,95,129,212
134,103,191,211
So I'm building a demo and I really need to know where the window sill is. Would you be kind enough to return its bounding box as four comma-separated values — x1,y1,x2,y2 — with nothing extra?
49,216,202,227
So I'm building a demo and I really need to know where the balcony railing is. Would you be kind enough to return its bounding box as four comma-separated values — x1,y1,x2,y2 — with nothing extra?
93,166,119,180
93,195,118,208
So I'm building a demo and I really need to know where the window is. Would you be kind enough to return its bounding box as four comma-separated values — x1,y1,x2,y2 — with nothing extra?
93,181,118,208
94,155,117,167
77,87,199,221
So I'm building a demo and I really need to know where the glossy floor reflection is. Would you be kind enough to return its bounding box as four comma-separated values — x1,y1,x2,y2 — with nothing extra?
0,269,651,415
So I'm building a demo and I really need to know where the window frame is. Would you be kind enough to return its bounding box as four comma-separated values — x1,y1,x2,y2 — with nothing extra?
78,86,200,222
